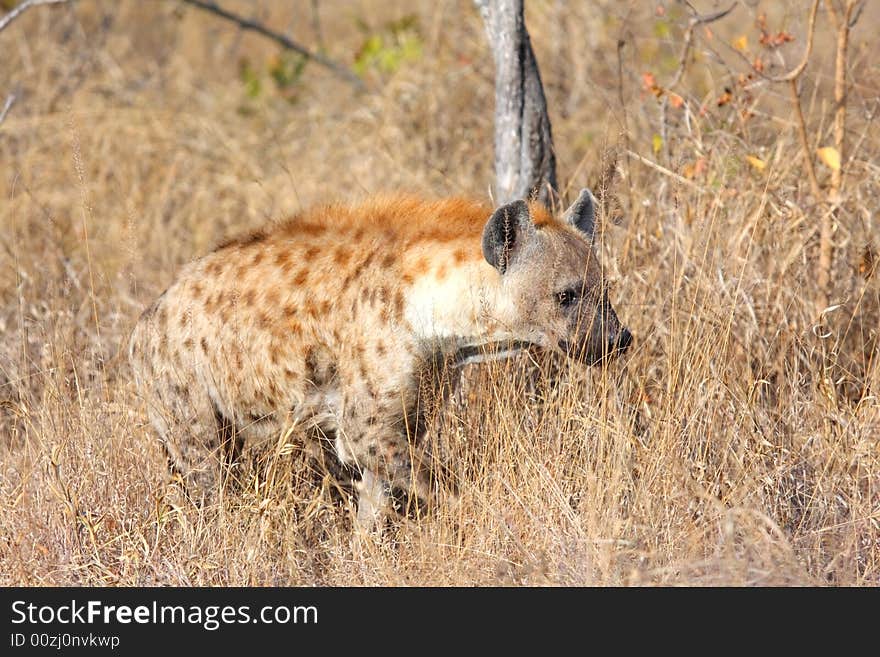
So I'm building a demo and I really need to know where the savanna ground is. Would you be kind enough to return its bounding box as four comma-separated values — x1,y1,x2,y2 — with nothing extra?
0,0,878,586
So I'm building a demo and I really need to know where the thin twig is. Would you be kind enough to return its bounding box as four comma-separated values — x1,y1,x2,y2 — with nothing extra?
0,92,17,125
660,2,737,161
309,0,325,53
724,0,821,83
615,10,638,265
823,0,840,30
625,149,706,193
789,79,822,200
848,1,865,28
716,0,823,202
761,0,821,202
671,2,737,90
615,19,633,193
179,0,364,91
0,0,69,33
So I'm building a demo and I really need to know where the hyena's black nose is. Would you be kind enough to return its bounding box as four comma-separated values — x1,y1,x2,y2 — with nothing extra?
613,327,632,354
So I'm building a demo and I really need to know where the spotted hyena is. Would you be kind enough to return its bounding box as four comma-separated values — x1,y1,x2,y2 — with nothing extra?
129,189,631,526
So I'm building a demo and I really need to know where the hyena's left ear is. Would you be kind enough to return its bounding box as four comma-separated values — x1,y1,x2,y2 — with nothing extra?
562,188,597,240
482,199,533,274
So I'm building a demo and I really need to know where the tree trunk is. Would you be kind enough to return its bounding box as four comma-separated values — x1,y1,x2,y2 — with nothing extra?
474,0,557,206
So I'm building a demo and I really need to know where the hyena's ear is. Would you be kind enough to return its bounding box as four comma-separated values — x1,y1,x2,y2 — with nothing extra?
562,188,597,240
482,200,533,274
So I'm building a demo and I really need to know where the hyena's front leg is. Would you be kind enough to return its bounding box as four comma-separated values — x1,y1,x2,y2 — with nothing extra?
354,468,391,528
337,423,419,529
336,398,433,529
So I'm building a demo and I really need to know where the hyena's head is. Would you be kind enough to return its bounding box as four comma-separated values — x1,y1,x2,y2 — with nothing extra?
482,188,632,365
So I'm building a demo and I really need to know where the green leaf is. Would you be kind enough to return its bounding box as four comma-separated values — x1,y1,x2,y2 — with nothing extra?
652,133,663,155
353,15,423,77
238,59,262,99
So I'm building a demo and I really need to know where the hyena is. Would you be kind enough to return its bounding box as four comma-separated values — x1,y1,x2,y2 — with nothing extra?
129,189,631,526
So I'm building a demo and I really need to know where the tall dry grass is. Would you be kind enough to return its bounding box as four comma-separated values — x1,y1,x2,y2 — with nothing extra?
0,0,877,585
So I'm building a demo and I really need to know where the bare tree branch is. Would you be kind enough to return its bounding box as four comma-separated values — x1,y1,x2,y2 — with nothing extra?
715,0,823,201
179,0,364,91
818,0,859,311
670,2,737,90
829,0,858,201
770,0,822,203
0,0,69,33
725,0,821,83
0,0,365,91
659,2,737,159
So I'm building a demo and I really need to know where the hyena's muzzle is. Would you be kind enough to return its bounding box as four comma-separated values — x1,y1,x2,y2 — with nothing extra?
559,295,632,366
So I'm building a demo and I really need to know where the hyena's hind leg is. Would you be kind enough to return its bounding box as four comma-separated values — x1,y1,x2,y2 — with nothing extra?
141,374,241,504
130,310,241,504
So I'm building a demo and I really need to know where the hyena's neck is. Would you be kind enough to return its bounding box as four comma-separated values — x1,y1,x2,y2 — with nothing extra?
402,242,519,351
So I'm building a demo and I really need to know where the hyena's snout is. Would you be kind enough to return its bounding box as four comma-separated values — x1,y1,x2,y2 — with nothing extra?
562,302,632,366
607,324,633,356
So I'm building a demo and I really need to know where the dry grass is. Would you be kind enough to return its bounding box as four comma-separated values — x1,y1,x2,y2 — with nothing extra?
0,0,878,586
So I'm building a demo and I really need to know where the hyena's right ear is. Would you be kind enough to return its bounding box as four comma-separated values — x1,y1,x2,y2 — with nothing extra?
562,188,597,241
482,200,533,274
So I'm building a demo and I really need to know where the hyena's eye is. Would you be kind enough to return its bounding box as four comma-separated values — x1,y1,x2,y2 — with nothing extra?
556,287,580,309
